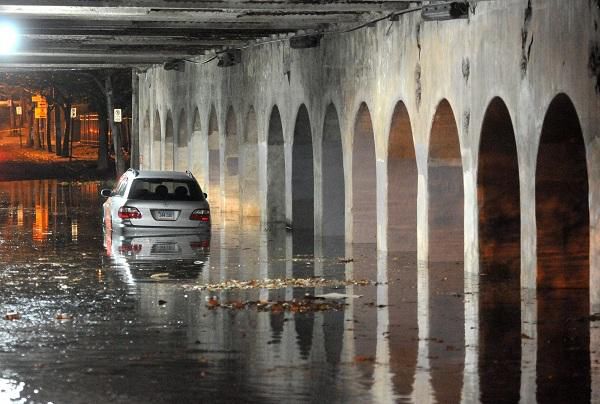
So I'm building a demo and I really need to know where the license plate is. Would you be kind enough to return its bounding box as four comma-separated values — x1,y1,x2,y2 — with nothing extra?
155,210,176,220
151,243,180,254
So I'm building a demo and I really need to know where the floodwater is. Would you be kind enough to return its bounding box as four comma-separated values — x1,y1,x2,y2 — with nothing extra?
0,180,597,403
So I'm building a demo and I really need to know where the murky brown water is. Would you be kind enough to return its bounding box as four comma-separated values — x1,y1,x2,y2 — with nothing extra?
0,180,597,403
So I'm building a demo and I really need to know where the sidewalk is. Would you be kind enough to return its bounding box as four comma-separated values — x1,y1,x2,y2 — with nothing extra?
0,134,111,181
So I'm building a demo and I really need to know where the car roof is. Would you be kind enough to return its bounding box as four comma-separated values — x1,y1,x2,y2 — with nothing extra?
130,170,195,181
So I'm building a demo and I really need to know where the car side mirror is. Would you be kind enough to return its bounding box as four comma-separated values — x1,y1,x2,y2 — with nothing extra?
100,189,113,198
203,193,208,199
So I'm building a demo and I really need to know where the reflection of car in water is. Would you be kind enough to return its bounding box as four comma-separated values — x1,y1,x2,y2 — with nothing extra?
104,231,210,281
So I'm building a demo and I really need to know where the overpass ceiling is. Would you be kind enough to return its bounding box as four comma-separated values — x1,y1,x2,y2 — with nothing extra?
0,0,422,71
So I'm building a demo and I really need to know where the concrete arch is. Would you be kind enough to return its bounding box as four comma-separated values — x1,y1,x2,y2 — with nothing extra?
535,93,590,404
477,96,521,403
175,109,188,171
351,102,377,244
152,110,161,170
387,101,417,254
142,111,150,169
164,111,174,170
292,104,314,233
427,98,464,404
189,107,205,185
208,105,220,206
267,105,286,223
241,106,259,217
224,106,239,211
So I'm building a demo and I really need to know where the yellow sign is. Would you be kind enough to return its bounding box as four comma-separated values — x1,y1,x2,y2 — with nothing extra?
31,94,43,102
35,107,47,119
37,100,48,109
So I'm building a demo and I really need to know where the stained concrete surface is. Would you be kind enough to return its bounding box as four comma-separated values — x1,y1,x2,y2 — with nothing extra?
0,180,597,403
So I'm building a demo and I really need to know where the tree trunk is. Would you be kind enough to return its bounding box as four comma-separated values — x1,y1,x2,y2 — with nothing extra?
62,103,71,157
27,106,34,147
97,109,110,171
105,75,126,177
46,107,53,153
55,105,62,156
9,98,15,137
33,117,41,149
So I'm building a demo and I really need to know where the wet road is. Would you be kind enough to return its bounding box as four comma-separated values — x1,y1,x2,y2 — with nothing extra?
0,180,597,403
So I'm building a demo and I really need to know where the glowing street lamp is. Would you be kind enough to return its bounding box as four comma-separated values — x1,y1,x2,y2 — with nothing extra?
0,21,19,54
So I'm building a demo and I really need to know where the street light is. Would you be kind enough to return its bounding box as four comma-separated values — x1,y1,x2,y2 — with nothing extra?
0,21,19,54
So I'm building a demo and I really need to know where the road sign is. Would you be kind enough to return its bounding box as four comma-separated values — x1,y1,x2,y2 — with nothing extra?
35,107,47,119
70,107,77,118
16,106,22,115
114,108,122,123
31,94,43,102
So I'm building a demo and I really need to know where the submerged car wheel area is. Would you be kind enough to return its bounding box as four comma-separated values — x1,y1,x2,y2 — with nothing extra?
101,169,211,234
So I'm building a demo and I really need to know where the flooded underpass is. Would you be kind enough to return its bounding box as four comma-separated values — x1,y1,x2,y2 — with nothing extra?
0,180,597,403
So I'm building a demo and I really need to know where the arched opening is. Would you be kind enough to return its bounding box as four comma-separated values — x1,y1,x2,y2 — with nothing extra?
267,106,285,224
224,107,239,212
164,112,174,170
427,99,464,404
352,103,376,244
175,109,188,171
142,112,150,169
477,97,521,402
387,101,417,255
292,105,314,234
536,94,590,403
152,110,161,170
321,104,345,257
208,106,220,207
189,108,205,186
241,107,259,217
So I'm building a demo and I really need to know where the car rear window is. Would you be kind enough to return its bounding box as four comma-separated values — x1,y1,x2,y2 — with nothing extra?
128,179,205,201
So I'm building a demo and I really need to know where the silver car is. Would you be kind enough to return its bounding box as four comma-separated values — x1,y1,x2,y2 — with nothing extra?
101,169,210,234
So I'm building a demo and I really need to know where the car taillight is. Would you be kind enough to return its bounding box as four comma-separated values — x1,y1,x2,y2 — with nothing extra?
118,206,142,219
119,243,142,253
190,209,210,222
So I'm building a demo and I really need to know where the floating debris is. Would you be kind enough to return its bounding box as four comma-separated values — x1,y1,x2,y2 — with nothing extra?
150,273,170,280
4,312,21,320
314,293,362,299
55,313,73,321
206,298,347,313
187,277,372,291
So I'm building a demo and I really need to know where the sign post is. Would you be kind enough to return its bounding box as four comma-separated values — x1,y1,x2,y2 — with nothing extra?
15,106,22,147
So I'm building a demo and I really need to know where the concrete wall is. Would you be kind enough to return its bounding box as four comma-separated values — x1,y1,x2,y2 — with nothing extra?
137,0,600,310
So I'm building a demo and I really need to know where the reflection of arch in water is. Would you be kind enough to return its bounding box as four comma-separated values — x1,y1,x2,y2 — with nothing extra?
164,111,174,170
352,103,376,244
427,99,464,404
241,107,259,217
477,97,521,403
387,101,417,255
536,93,590,404
224,106,239,212
175,109,188,171
267,106,286,223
